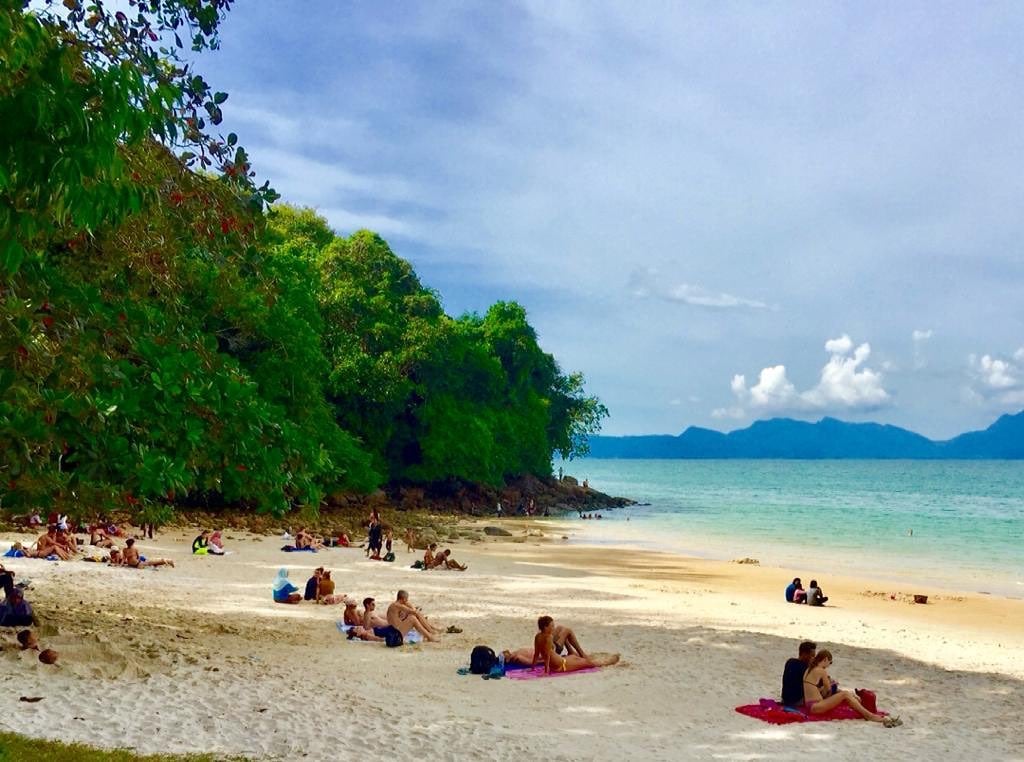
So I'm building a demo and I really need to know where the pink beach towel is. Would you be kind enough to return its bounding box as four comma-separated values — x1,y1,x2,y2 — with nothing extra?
735,698,886,725
505,666,601,680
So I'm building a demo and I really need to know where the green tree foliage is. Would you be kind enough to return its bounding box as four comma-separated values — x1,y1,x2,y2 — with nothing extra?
268,209,607,486
1,2,605,521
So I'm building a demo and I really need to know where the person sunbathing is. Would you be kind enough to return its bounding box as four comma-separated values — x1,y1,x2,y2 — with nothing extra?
430,549,467,571
108,547,123,565
361,598,390,633
386,590,437,643
346,625,384,642
55,528,78,555
803,650,900,726
89,525,114,549
532,616,618,673
343,599,362,626
295,527,324,551
123,538,174,568
34,526,69,560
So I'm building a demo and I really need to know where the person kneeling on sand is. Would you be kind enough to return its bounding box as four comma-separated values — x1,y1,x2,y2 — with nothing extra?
272,568,302,604
803,650,901,727
431,549,467,571
387,590,437,642
123,538,174,568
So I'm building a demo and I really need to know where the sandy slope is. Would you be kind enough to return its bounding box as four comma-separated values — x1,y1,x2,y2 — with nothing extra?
1,523,1022,761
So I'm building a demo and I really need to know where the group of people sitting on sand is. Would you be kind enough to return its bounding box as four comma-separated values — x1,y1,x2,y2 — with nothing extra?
579,513,603,520
342,590,441,643
785,577,829,606
422,544,467,571
781,640,901,726
503,616,619,673
9,520,175,569
192,530,226,556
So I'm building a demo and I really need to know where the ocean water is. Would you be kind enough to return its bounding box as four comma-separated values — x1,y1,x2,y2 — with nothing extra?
560,460,1024,596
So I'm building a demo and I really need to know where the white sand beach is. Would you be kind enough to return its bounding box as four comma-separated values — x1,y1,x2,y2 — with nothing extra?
2,521,1023,761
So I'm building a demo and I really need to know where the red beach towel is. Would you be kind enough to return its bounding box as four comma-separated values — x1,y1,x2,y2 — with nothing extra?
735,698,885,724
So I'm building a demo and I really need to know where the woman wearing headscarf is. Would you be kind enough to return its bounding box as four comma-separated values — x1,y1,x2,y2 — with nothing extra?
272,568,301,604
208,531,225,555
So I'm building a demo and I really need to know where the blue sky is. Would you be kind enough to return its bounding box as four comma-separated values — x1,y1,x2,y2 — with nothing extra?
201,1,1024,438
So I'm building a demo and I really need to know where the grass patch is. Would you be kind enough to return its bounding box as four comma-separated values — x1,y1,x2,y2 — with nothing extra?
0,732,243,762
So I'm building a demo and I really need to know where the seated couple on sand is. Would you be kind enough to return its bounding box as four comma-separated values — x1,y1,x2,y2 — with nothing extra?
192,530,226,556
780,640,901,727
343,591,439,643
784,578,829,606
303,567,345,604
503,616,619,673
24,525,76,560
423,544,467,571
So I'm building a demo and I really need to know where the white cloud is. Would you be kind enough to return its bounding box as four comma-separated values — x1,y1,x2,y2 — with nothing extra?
912,328,934,342
965,350,1024,410
824,334,853,354
802,339,889,408
721,334,890,417
628,269,772,310
970,353,1018,390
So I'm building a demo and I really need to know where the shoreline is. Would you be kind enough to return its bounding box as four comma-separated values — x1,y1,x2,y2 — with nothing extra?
1,523,1021,759
553,517,1024,599
467,518,1024,678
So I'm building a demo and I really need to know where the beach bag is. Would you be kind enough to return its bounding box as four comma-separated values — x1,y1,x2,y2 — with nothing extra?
470,645,498,675
411,560,424,569
384,628,404,648
383,551,395,562
856,689,877,714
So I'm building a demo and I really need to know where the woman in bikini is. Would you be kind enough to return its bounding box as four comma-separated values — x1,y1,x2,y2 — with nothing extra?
803,650,900,726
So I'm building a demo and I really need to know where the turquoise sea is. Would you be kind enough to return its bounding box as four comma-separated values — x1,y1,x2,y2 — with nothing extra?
562,460,1024,597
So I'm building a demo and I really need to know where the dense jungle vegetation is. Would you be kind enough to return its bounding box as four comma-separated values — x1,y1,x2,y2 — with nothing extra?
0,0,606,521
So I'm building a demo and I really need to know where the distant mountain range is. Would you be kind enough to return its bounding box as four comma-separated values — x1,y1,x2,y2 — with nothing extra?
586,410,1024,459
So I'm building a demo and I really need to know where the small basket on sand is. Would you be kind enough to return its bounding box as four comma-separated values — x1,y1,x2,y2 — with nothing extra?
913,594,929,604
